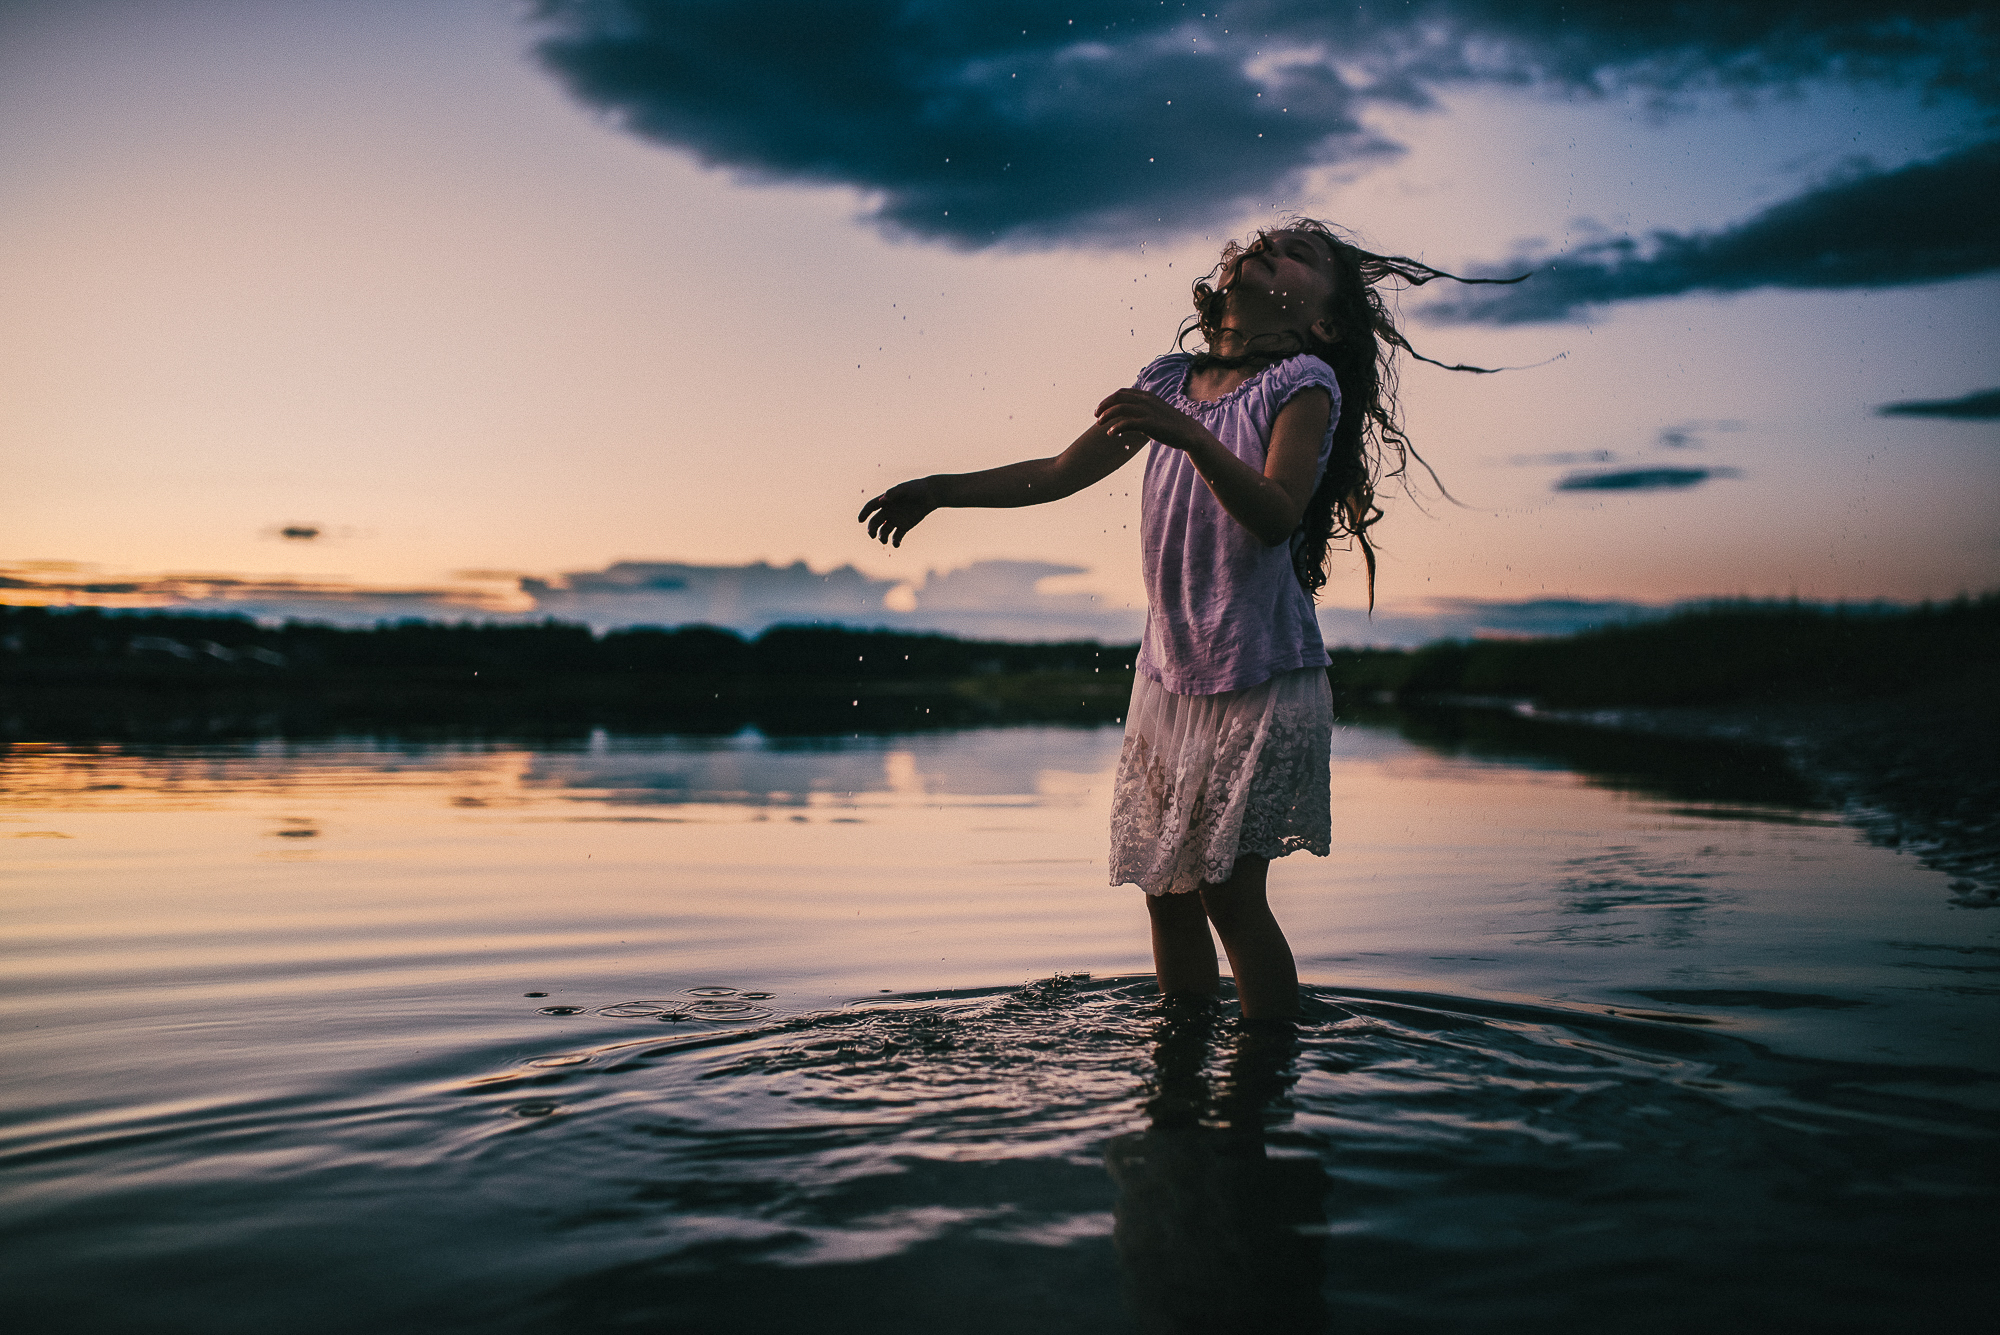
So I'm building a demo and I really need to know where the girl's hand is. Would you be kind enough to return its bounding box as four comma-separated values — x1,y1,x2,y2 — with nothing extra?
859,477,938,547
1094,389,1208,452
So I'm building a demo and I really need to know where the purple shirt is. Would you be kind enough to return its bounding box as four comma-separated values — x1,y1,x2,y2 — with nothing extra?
1133,352,1341,695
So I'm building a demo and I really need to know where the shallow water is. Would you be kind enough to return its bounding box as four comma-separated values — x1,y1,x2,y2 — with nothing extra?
3,719,1995,1332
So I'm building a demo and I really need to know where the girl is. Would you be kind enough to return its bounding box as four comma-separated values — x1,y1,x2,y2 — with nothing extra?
860,218,1503,1019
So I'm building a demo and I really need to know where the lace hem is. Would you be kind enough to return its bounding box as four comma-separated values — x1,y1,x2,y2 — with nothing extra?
1108,667,1333,896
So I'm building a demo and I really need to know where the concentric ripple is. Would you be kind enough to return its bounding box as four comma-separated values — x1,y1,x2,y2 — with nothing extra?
432,976,2000,1333
594,987,778,1024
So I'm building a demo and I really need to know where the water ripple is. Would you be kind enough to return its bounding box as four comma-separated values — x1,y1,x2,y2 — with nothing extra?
449,978,1996,1331
6,977,1994,1334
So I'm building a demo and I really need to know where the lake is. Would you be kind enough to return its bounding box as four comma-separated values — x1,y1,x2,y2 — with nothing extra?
3,712,1994,1333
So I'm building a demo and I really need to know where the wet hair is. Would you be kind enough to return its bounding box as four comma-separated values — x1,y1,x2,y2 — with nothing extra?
1178,217,1522,607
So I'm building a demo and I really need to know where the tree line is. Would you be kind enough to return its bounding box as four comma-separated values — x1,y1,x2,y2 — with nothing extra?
3,594,1993,707
0,606,1134,684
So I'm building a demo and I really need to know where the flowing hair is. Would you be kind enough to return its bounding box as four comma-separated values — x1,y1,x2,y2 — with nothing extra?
1177,218,1524,608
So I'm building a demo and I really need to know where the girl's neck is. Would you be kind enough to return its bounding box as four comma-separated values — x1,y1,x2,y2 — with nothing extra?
1185,288,1315,399
1187,325,1302,401
1212,288,1312,358
1186,344,1281,402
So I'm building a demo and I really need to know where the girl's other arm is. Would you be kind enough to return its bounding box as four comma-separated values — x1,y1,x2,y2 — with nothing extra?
859,422,1145,547
1095,388,1330,547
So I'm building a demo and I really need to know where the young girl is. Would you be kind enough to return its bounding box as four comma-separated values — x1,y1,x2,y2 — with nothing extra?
861,218,1498,1020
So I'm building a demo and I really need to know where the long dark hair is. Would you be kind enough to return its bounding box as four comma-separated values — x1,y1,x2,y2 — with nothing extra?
1178,218,1522,608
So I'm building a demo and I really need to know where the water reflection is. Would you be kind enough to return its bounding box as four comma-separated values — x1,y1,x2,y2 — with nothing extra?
3,690,1995,1335
0,727,1126,810
2,703,1819,819
521,728,1118,805
1384,703,1823,808
1107,1006,1329,1333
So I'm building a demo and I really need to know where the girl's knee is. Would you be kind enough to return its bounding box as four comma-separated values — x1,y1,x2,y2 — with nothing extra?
1198,858,1271,928
1147,888,1206,922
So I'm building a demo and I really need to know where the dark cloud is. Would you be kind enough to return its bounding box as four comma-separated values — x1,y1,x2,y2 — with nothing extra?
1552,467,1744,493
1555,467,1740,491
1654,421,1745,447
1507,449,1616,466
1876,387,2000,418
528,1,1995,247
1427,140,2000,322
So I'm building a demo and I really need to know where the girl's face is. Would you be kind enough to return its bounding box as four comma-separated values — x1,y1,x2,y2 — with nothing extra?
1228,229,1337,322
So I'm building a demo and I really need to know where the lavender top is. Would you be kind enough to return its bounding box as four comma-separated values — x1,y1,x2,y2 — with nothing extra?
1132,352,1341,695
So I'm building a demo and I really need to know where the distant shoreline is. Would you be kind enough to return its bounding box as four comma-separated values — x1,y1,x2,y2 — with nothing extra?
6,598,1993,903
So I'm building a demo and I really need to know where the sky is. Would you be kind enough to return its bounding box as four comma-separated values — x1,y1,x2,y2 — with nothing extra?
2,0,1995,645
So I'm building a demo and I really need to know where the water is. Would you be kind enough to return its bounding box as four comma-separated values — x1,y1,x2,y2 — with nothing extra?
3,716,1995,1332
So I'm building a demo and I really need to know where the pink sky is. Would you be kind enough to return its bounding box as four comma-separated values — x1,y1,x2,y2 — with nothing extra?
3,1,1994,640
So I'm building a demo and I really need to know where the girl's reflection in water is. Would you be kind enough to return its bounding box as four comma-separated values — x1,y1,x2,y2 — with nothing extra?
1106,1003,1330,1333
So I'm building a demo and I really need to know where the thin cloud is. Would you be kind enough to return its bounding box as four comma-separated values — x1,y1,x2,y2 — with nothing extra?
1876,387,2000,418
1506,450,1616,467
1555,467,1741,492
1427,141,2000,323
0,558,1142,641
527,1,1995,247
1320,597,1675,648
525,558,1138,640
1,561,1827,652
0,567,522,620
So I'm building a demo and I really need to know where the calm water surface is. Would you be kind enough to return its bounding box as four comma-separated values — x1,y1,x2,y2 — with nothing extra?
3,719,1995,1332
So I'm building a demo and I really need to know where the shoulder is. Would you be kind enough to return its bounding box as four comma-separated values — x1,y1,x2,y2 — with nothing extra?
1271,353,1339,397
1267,354,1341,419
1134,353,1194,396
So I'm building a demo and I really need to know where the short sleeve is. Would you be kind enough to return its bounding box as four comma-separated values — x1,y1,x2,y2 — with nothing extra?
1133,353,1194,398
1270,354,1340,418
1270,355,1341,461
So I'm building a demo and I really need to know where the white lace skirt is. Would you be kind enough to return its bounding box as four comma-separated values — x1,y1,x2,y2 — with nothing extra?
1109,666,1334,896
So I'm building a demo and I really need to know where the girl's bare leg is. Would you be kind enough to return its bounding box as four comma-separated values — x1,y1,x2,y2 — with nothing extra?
1146,889,1221,1000
1198,855,1299,1020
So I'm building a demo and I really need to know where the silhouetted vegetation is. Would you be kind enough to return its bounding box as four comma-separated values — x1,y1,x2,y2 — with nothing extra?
0,607,1131,680
0,608,1138,739
2,595,1994,741
1333,595,1999,708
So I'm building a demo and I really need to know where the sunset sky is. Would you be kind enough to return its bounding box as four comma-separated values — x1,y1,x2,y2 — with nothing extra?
3,1,1995,644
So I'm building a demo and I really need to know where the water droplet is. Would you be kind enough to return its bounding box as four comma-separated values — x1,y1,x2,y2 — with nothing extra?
600,999,686,1018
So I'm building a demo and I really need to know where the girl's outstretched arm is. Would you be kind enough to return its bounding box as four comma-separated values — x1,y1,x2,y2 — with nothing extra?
1095,388,1330,547
859,422,1146,547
